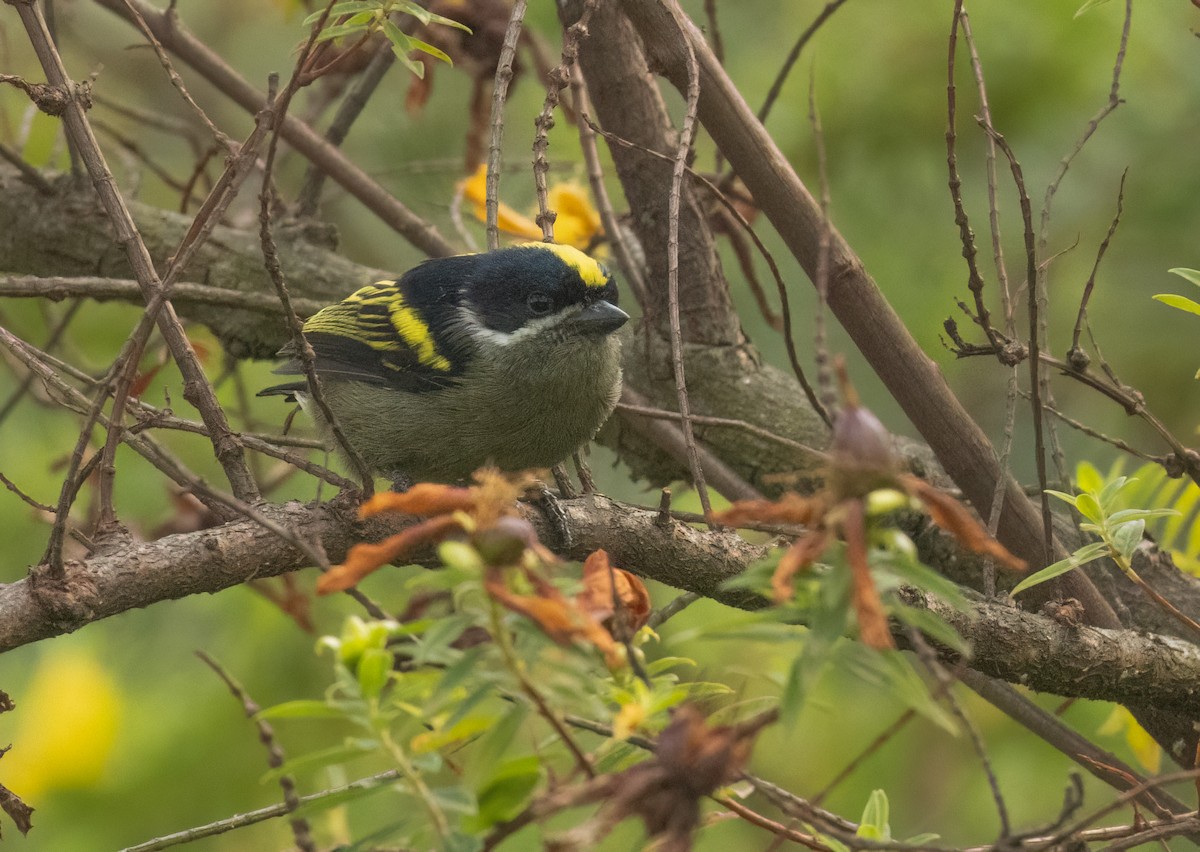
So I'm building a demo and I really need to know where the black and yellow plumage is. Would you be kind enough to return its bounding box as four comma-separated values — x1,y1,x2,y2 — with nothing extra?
259,243,627,482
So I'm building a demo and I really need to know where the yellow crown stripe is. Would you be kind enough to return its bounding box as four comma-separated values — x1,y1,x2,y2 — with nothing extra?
523,243,609,289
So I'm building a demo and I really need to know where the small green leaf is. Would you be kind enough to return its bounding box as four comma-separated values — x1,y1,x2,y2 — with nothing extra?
1153,294,1200,317
407,35,454,66
1074,0,1112,17
302,2,377,26
1045,489,1080,509
1075,462,1105,498
644,656,697,676
1011,541,1109,596
1168,267,1200,288
469,756,542,829
857,789,892,839
257,700,354,720
266,739,380,782
1105,508,1179,525
444,832,484,852
1109,519,1145,560
839,646,958,734
356,647,392,699
430,784,477,815
1074,492,1103,524
1097,476,1132,511
314,22,368,42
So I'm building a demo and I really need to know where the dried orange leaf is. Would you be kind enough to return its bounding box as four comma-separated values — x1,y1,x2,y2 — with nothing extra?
318,514,463,594
901,475,1027,573
770,532,828,603
715,492,823,528
842,500,895,650
578,549,651,633
486,567,621,666
359,484,476,519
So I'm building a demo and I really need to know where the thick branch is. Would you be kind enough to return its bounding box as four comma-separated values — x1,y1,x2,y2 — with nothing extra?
4,494,1200,717
617,0,1117,624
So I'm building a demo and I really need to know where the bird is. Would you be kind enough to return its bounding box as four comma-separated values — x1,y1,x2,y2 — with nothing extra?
259,242,628,485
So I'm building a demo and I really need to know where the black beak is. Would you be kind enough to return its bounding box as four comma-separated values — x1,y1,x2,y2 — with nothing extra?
575,300,629,335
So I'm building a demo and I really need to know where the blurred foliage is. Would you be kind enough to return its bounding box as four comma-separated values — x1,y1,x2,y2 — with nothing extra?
1,0,1199,849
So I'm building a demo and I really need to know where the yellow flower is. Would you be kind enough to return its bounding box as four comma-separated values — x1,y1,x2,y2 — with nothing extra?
458,165,605,253
4,647,123,798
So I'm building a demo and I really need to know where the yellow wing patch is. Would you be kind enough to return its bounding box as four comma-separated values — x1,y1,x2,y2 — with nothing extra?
305,282,452,372
388,297,452,372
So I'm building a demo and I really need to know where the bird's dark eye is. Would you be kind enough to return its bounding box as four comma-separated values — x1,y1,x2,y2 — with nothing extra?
527,293,553,316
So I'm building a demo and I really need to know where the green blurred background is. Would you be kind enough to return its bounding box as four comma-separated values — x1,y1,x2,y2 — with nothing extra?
1,0,1197,848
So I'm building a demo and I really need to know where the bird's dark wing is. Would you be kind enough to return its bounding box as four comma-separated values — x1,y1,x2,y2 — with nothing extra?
268,281,466,393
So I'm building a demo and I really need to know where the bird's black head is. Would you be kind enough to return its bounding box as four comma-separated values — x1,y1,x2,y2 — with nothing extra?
458,243,625,338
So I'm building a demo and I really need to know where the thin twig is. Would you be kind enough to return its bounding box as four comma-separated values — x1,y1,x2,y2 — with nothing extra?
485,0,528,250
195,652,316,852
586,117,826,422
531,0,596,240
255,9,377,494
946,2,1000,347
1070,168,1127,360
979,123,1053,568
666,0,714,523
756,0,851,125
296,36,395,218
118,770,402,852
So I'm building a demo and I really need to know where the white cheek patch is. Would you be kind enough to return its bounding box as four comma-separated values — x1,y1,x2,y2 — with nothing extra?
460,306,578,348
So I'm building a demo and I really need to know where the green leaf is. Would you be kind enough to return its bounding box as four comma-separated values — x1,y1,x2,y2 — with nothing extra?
874,548,969,611
839,645,958,734
468,756,542,830
1010,541,1109,596
1153,294,1200,317
257,700,354,721
1075,461,1105,498
1109,519,1145,560
407,35,454,66
1044,489,1080,509
891,603,970,656
302,2,377,26
430,784,477,815
413,614,477,665
857,789,892,839
356,647,392,699
266,739,380,782
1097,475,1131,512
1074,0,1112,17
905,833,942,844
314,22,368,42
644,656,697,676
1074,492,1103,524
1168,267,1200,288
1105,508,1179,525
422,9,474,33
445,832,484,852
390,41,426,77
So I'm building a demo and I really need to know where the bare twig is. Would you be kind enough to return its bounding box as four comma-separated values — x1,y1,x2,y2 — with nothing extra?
756,0,851,125
1070,169,1127,361
531,0,596,240
195,652,316,852
485,0,528,250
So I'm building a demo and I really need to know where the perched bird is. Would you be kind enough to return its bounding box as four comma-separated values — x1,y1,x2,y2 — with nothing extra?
259,242,628,484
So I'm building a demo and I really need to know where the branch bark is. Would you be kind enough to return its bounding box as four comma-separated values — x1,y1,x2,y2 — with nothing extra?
4,493,1200,719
